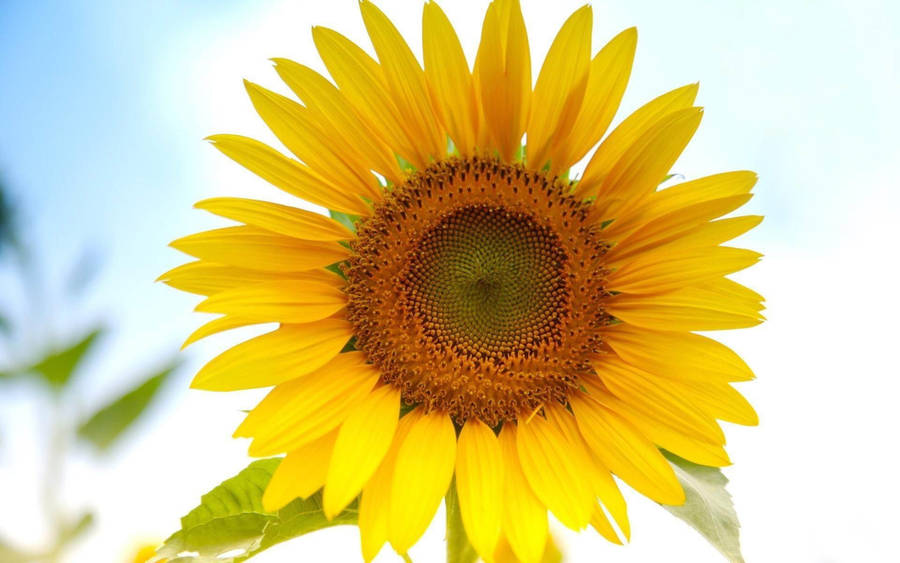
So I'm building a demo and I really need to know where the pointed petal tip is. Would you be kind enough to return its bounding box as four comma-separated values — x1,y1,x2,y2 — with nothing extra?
613,26,638,48
188,374,207,390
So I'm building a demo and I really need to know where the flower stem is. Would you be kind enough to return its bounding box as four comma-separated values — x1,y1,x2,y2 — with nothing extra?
445,478,478,563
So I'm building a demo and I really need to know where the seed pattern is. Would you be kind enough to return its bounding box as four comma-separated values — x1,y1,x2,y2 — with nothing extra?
345,156,613,425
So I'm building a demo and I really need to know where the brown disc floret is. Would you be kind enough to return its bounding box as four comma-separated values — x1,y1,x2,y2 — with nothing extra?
345,156,613,426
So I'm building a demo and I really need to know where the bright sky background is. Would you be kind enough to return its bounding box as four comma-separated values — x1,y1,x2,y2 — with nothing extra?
1,0,898,561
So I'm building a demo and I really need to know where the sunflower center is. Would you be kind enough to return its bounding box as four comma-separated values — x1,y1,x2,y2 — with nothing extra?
403,205,568,360
345,157,612,425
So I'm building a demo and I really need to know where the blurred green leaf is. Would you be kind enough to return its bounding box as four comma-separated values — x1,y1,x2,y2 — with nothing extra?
77,361,179,452
0,312,10,336
0,540,33,563
153,459,357,562
661,451,744,563
0,178,17,253
66,248,103,297
32,327,105,390
56,511,94,552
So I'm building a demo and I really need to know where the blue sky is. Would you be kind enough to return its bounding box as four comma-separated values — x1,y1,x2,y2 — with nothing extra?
1,0,899,561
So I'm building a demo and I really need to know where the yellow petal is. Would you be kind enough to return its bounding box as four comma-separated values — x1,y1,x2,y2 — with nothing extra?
324,384,401,519
242,352,380,456
195,280,347,325
388,410,457,554
455,419,504,559
170,226,349,273
498,424,548,563
606,287,764,332
588,358,724,443
244,80,382,202
158,260,307,296
699,277,765,308
571,392,684,504
182,315,260,349
645,170,758,217
475,0,531,161
360,1,446,163
526,5,592,169
191,319,353,391
588,107,704,224
206,134,371,216
553,27,637,171
590,503,623,545
579,83,698,193
670,380,758,426
262,430,338,512
595,389,731,467
312,26,420,167
271,58,404,185
623,214,763,259
589,459,630,542
542,403,631,539
516,407,595,530
602,324,755,383
359,412,417,562
606,245,761,295
664,215,764,252
423,1,479,157
605,194,753,264
194,197,353,241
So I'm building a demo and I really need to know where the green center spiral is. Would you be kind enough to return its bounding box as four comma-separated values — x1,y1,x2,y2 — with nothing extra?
403,205,569,360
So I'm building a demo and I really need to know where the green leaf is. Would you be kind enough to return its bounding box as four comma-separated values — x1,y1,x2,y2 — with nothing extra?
445,479,477,563
77,361,179,452
329,209,361,233
661,451,744,563
154,459,357,562
32,327,105,389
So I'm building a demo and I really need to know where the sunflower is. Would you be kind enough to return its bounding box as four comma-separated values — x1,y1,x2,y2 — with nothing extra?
161,1,763,561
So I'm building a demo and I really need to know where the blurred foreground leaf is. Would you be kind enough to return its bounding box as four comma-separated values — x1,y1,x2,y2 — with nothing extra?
0,512,93,562
0,539,32,563
77,361,179,452
153,459,357,562
56,511,94,553
32,327,105,389
0,178,17,252
66,247,103,297
661,451,744,563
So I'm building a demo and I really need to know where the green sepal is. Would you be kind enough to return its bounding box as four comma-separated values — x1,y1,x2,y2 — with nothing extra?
329,209,361,234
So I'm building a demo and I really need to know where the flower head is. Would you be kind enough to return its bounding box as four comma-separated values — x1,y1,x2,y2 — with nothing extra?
163,1,763,561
